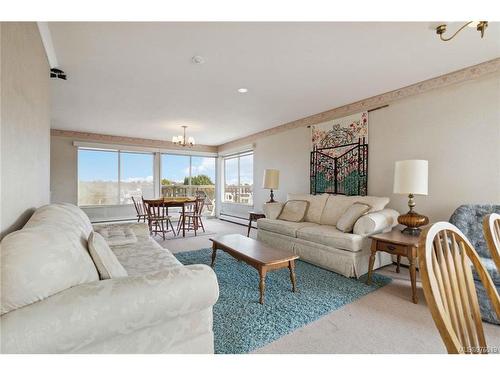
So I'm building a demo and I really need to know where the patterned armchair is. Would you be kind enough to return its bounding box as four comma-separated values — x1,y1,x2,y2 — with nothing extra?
450,204,500,324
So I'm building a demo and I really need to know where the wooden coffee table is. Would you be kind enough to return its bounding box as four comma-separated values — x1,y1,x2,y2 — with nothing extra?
210,234,299,304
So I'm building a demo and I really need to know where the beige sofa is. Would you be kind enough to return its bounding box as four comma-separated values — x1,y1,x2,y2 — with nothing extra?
257,193,399,278
0,203,219,354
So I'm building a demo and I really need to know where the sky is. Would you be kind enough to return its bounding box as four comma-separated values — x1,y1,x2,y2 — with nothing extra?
78,150,227,184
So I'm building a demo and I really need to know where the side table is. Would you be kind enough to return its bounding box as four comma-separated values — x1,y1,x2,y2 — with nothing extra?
247,211,265,237
366,229,421,304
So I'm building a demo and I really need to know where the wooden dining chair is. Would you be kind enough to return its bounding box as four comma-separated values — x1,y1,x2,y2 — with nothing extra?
483,213,500,271
178,198,205,236
418,222,500,354
142,198,176,240
131,196,147,223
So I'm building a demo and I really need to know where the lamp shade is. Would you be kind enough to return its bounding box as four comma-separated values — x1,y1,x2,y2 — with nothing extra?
262,169,280,189
393,160,428,195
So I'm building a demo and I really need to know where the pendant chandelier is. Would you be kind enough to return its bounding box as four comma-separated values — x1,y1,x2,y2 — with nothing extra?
436,21,488,42
172,126,195,147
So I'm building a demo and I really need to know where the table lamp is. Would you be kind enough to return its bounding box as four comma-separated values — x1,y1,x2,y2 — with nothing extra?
393,160,429,236
263,169,279,203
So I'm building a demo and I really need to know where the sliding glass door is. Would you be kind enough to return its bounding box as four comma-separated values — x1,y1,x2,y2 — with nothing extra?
161,153,216,215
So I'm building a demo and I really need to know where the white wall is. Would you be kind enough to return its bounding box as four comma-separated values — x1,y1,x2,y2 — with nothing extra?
1,23,50,238
251,73,500,222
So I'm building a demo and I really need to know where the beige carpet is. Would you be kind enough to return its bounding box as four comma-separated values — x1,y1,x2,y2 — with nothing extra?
155,218,500,354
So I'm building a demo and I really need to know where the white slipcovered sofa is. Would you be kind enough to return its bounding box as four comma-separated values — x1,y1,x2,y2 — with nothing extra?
0,203,219,354
257,193,399,278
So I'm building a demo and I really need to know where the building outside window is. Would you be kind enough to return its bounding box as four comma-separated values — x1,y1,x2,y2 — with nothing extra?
223,151,253,205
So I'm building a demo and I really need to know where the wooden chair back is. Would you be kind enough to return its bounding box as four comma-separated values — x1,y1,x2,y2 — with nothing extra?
418,222,500,354
483,213,500,271
195,197,205,216
131,196,146,216
142,198,166,219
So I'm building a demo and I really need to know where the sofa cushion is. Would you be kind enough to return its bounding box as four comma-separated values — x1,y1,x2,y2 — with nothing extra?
336,202,371,233
88,232,128,279
320,195,390,226
278,200,309,222
257,218,318,238
287,193,328,224
1,223,99,315
296,225,365,252
94,226,138,246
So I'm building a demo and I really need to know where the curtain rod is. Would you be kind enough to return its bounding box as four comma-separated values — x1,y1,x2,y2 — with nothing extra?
306,104,389,128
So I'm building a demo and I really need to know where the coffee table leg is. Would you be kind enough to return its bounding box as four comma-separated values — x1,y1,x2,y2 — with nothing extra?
259,267,267,305
289,260,297,292
211,243,217,267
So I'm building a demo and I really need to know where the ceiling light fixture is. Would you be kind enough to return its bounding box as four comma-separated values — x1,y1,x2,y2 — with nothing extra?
436,21,488,42
237,88,248,93
172,126,195,147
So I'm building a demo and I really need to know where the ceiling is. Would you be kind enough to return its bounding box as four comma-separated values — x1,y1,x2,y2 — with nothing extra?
49,22,500,146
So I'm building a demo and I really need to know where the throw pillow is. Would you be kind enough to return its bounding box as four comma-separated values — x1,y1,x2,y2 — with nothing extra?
278,200,310,222
336,202,372,233
88,232,128,280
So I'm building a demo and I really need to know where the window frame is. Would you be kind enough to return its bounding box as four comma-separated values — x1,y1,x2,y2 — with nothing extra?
160,152,217,194
222,150,254,205
77,147,155,207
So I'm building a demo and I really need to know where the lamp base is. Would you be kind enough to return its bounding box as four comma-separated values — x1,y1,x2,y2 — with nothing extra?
398,211,429,237
267,189,276,203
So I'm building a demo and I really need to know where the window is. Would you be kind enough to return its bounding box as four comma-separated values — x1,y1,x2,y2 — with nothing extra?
78,149,119,205
161,154,216,214
120,152,154,204
223,151,253,204
78,149,154,206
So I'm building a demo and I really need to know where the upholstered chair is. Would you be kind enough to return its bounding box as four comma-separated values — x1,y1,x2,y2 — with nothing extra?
449,204,500,324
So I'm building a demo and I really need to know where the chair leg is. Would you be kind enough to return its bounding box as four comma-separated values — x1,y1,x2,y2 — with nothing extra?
199,216,205,232
169,219,176,235
147,219,152,235
176,215,182,232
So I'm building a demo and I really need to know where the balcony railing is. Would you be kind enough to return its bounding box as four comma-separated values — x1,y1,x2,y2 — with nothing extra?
223,185,253,205
161,184,215,215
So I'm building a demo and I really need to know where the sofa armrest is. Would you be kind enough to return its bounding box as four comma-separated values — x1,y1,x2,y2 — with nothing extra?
263,202,284,220
1,264,219,353
353,208,400,236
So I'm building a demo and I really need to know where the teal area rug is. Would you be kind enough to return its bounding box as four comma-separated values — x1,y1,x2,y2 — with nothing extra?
175,248,391,354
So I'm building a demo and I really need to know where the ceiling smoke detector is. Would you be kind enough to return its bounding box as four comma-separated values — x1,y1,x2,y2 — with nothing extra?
191,55,205,64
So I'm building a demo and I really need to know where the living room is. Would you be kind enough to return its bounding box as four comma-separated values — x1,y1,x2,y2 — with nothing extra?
1,0,499,372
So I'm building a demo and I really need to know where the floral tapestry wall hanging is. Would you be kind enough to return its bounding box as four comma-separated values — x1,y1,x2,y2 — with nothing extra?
310,111,368,196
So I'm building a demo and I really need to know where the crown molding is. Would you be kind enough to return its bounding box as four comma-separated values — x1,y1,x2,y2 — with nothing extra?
51,129,218,153
218,58,500,152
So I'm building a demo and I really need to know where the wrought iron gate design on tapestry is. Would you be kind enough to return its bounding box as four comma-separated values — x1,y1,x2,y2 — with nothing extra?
310,137,368,196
